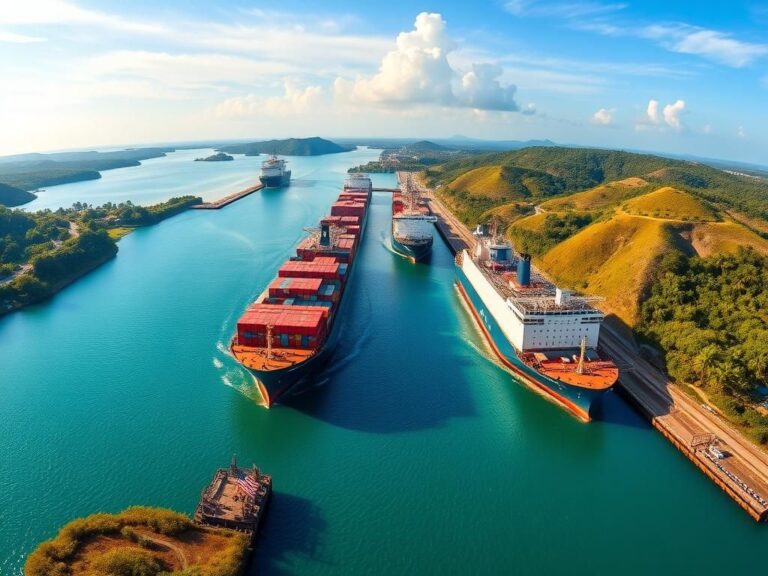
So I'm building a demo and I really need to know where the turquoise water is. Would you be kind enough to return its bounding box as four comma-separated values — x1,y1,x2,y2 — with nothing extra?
1,148,765,575
25,148,271,211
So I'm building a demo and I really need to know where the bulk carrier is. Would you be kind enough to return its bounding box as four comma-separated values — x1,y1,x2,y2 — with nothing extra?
259,155,291,188
391,173,437,261
231,174,372,406
455,233,618,421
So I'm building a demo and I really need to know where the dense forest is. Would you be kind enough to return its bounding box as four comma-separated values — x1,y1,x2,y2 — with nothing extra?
219,137,352,156
639,249,768,443
428,147,768,223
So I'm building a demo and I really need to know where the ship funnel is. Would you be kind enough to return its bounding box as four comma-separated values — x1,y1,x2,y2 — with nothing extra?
517,254,531,286
320,222,331,247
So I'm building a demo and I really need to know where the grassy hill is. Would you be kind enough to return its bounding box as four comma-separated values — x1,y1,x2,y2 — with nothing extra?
622,187,719,221
427,146,768,326
540,177,650,211
0,183,36,207
539,214,681,324
219,136,352,156
429,146,768,221
25,507,248,576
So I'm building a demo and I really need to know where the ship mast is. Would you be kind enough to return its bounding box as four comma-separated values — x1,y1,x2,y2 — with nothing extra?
266,324,273,360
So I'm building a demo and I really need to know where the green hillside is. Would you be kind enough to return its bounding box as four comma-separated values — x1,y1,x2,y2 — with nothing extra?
429,146,768,222
622,187,719,221
219,137,352,156
0,183,36,207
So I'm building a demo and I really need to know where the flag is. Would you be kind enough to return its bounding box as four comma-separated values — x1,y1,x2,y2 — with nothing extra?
237,473,259,497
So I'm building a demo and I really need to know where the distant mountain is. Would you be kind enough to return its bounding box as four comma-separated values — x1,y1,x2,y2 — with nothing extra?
219,137,352,156
0,183,36,207
404,140,450,152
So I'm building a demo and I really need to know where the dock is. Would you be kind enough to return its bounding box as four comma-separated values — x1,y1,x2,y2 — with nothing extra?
402,170,768,522
194,457,272,542
192,183,265,210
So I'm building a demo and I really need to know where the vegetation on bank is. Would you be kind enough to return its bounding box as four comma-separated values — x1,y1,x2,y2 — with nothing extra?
219,136,351,156
0,182,37,207
25,507,249,576
0,196,200,314
638,249,768,444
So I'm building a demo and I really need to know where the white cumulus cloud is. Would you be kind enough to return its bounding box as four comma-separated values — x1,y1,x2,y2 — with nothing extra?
592,107,614,125
639,98,686,131
646,99,659,123
662,99,685,130
216,81,324,119
337,12,520,112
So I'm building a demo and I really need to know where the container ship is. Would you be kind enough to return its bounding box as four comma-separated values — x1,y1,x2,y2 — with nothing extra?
231,174,372,406
259,155,291,188
391,173,437,261
455,233,618,421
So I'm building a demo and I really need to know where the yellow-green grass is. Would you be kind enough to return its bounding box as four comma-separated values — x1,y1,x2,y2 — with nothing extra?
690,219,768,257
480,201,535,227
446,165,515,199
622,187,718,222
509,212,550,232
25,506,249,576
106,227,134,240
540,214,673,326
540,178,649,212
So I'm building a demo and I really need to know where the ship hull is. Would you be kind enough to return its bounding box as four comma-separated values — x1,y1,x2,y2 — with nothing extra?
391,234,432,261
237,193,369,406
455,261,607,421
259,171,292,188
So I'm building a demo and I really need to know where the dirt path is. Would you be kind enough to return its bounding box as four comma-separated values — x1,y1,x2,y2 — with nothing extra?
137,532,189,570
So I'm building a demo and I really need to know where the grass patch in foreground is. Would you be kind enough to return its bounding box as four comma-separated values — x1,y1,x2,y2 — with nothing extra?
107,227,135,240
25,506,249,576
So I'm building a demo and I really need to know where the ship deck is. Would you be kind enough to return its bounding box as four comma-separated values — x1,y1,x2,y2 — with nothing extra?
195,464,271,537
521,351,618,390
232,344,314,372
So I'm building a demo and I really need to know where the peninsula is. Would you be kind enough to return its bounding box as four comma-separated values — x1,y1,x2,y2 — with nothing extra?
24,507,250,576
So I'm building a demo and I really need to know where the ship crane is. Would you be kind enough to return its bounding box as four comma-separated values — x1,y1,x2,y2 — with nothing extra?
575,336,589,375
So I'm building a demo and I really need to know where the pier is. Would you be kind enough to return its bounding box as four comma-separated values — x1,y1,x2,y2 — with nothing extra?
192,183,265,210
194,457,272,542
403,169,768,522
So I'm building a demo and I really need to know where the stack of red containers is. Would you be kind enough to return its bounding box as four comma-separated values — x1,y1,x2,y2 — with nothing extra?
237,304,328,349
278,260,341,280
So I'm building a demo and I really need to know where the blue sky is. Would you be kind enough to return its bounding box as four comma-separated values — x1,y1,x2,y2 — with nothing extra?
1,1,766,163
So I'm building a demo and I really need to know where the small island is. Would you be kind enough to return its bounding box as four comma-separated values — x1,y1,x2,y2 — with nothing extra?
24,507,250,576
195,152,234,162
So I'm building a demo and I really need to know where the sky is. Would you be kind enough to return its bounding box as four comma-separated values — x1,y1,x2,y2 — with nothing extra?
0,0,767,163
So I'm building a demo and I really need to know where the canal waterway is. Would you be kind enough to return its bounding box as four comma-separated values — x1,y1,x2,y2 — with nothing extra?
1,147,765,575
